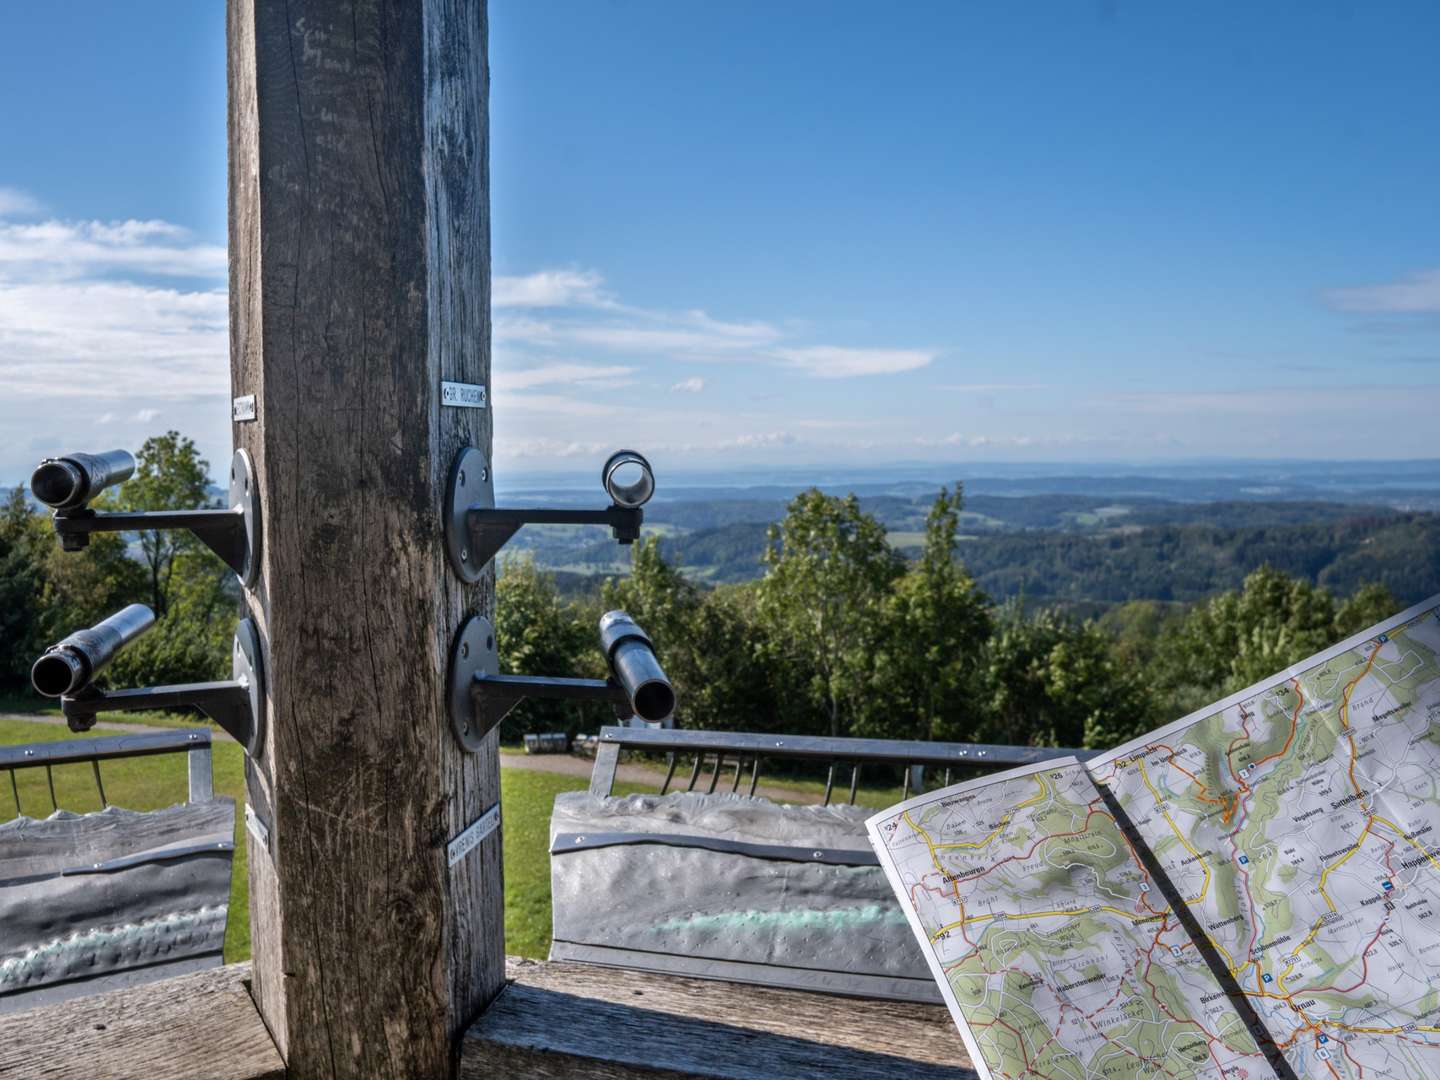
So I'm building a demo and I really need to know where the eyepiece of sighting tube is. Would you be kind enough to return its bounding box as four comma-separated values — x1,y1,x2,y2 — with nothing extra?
598,610,675,723
30,450,135,510
601,450,655,510
31,603,156,697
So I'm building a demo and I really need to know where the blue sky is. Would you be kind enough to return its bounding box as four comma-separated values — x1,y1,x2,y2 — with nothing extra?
2,1,1438,483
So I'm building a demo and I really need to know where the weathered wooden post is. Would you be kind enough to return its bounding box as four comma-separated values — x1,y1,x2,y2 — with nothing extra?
227,1,500,1075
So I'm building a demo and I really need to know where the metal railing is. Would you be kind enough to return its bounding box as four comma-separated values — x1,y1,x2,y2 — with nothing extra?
586,725,1094,802
0,728,215,817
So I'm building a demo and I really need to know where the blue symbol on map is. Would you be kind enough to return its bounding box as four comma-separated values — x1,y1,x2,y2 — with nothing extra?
1378,633,1389,643
1262,973,1272,983
1238,854,1249,865
1383,880,1394,891
1319,1034,1330,1044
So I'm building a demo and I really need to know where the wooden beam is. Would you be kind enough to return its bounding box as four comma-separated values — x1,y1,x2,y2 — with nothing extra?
462,958,978,1079
227,0,499,1074
0,963,283,1080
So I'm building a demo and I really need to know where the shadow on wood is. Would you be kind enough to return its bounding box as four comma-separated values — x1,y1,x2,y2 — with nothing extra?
463,958,978,1079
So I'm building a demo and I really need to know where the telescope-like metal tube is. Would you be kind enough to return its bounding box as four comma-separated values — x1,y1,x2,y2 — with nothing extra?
31,604,156,697
30,450,136,510
598,610,675,723
601,450,655,510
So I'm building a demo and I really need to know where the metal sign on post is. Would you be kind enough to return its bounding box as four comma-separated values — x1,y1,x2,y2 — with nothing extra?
447,803,501,867
441,381,487,408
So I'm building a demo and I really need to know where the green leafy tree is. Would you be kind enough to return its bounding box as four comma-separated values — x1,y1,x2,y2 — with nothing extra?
494,555,595,738
1153,565,1339,716
107,431,213,617
603,538,786,732
981,603,1156,750
756,490,903,736
1335,582,1400,638
864,486,992,741
0,489,46,687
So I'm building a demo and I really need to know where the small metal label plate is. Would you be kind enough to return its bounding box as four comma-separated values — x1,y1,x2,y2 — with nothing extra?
232,395,257,422
441,381,487,408
245,803,270,850
447,802,501,866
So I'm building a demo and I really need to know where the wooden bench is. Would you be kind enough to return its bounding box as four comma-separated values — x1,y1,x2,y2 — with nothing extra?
0,958,977,1079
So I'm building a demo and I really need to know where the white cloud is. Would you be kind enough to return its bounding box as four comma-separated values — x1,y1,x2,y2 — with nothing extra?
1324,269,1440,314
0,187,41,218
772,345,934,378
491,437,608,461
493,268,609,309
0,211,229,407
720,431,798,449
939,383,1051,393
0,280,228,398
493,362,634,392
670,376,705,393
0,217,226,281
501,392,623,417
133,408,161,423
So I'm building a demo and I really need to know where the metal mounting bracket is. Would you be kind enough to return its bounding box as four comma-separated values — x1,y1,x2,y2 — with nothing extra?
444,447,496,584
448,615,500,751
447,614,641,752
59,617,267,758
52,448,262,587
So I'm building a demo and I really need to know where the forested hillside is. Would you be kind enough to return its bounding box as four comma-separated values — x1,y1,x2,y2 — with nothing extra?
3,435,1431,759
540,504,1440,608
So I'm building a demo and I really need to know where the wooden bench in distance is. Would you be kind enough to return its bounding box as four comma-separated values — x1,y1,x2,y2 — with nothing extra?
463,957,978,1079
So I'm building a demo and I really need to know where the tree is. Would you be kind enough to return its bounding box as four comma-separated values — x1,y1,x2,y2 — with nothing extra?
0,489,45,687
106,431,213,616
863,486,992,742
494,554,595,737
1153,565,1342,716
755,490,903,737
603,538,786,732
980,603,1156,750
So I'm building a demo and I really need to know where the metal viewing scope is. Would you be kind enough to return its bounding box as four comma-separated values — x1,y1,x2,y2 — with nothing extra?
446,609,675,752
444,447,655,583
30,450,135,511
30,604,155,698
30,446,261,586
31,606,268,757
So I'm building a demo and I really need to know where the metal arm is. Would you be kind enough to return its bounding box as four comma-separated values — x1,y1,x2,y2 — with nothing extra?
445,611,675,752
468,673,637,742
444,447,652,582
38,618,267,758
39,449,261,586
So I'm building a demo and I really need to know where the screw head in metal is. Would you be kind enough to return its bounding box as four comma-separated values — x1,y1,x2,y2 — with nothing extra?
461,549,468,562
460,642,469,659
459,470,466,486
481,467,489,482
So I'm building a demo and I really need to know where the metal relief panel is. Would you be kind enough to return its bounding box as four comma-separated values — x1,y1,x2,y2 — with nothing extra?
548,792,939,1002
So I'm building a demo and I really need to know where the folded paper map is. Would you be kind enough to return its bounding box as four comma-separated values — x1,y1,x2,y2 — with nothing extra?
868,595,1440,1080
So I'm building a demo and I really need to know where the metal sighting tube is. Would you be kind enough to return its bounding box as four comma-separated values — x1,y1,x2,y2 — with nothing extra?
30,450,136,510
30,604,156,698
598,610,675,723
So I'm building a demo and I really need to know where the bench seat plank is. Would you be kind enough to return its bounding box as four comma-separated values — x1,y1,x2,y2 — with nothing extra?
0,961,283,1080
463,957,976,1079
